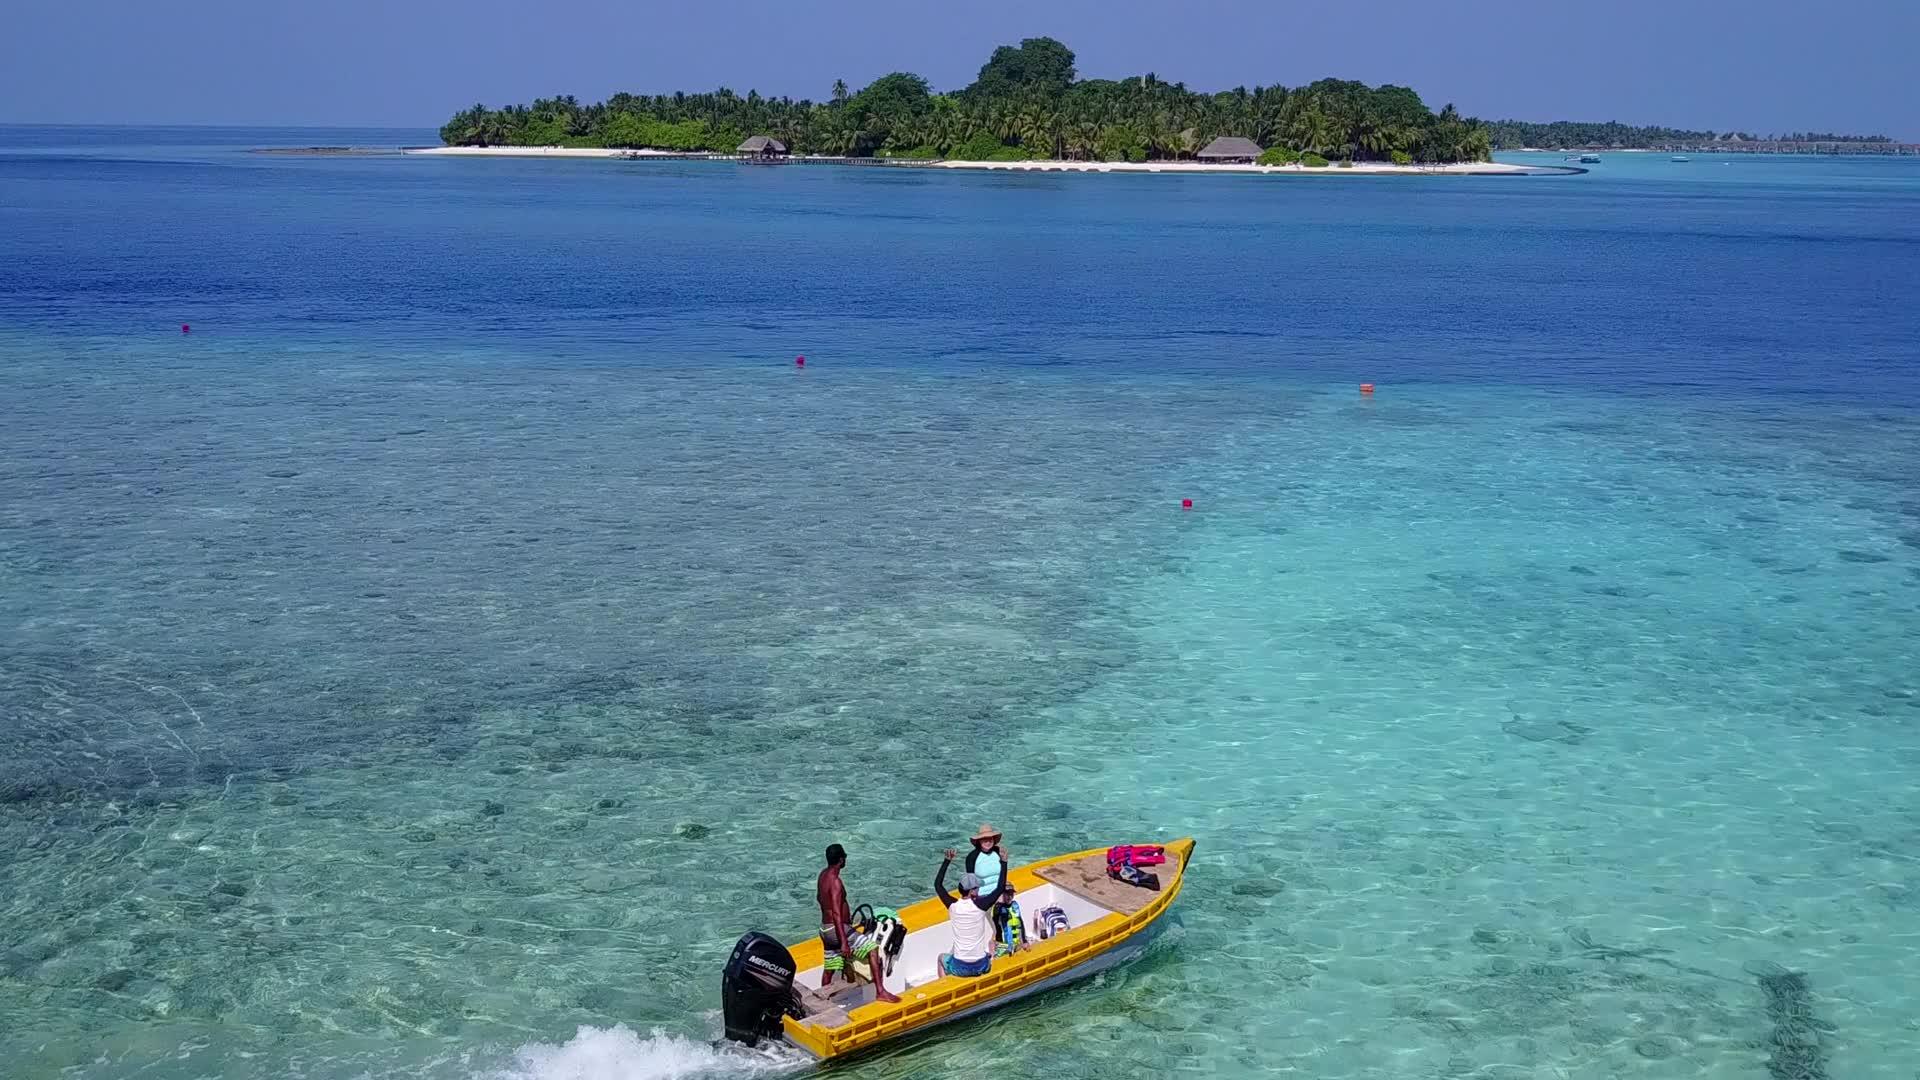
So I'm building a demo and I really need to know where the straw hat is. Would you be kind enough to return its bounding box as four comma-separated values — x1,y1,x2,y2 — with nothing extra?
971,823,1002,842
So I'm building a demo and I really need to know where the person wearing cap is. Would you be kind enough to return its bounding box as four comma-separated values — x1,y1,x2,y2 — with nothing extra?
933,847,999,977
963,824,1018,946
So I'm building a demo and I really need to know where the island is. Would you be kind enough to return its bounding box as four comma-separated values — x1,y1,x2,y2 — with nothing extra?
426,38,1514,172
1486,120,1912,155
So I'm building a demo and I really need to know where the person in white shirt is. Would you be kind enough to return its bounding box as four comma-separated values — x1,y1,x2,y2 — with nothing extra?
933,848,998,977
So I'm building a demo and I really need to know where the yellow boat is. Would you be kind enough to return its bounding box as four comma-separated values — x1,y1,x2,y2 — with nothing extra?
719,838,1195,1060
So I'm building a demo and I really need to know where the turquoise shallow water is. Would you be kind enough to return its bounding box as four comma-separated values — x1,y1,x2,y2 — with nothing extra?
3,127,1920,1080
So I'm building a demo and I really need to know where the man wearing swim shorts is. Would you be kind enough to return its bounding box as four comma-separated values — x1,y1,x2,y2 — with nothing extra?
816,843,900,1002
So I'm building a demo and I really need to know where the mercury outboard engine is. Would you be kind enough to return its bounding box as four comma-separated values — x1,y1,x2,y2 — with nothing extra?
720,931,801,1046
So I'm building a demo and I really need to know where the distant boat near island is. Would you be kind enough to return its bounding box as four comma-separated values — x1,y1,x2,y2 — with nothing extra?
1671,155,1691,162
1579,154,1602,164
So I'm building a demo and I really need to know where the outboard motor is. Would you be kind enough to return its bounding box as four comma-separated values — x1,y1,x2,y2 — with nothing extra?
720,931,800,1046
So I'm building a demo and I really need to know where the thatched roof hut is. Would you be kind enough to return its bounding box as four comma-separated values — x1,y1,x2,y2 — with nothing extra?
738,135,788,156
1196,136,1263,162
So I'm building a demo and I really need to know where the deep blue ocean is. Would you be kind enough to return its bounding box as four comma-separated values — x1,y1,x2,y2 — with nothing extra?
3,125,1919,1080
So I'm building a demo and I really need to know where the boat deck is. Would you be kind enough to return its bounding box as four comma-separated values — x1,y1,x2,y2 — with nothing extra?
1034,849,1182,915
794,982,856,1027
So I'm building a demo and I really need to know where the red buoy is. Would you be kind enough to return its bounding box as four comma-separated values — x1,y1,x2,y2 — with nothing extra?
795,355,805,367
1181,498,1193,510
1359,383,1375,394
181,324,191,334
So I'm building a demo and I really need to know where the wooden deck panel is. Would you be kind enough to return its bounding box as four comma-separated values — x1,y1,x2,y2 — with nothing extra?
1034,849,1183,915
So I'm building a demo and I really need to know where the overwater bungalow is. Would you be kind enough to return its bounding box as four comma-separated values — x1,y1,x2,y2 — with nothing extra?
737,135,789,160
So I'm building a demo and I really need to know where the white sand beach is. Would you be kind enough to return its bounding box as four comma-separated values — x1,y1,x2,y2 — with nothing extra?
402,145,1557,174
930,158,1542,175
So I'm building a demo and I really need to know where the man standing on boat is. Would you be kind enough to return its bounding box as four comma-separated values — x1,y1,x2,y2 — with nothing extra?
817,843,901,1002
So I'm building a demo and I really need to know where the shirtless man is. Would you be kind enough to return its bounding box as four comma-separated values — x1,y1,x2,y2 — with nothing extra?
816,843,901,1002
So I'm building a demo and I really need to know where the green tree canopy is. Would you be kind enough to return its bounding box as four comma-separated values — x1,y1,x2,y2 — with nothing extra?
848,72,931,116
965,37,1077,100
439,38,1502,164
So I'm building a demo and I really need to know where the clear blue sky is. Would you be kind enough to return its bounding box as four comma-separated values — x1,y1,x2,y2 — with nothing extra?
3,0,1914,137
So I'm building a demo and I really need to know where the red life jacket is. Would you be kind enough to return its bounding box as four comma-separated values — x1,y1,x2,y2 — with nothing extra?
1106,844,1167,869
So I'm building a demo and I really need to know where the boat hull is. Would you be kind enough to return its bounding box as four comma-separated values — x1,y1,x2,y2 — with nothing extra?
899,913,1165,1038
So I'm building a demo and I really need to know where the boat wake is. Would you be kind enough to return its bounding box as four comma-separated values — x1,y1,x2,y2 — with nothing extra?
486,1023,810,1080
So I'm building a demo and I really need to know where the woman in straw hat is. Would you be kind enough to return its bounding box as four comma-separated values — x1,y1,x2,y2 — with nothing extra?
962,824,1019,948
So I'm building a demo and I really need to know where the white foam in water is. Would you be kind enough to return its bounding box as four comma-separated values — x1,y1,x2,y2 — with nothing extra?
489,1025,809,1080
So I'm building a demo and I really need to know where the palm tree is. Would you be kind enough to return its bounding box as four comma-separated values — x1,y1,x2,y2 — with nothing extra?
1289,107,1335,157
1143,116,1179,160
831,79,849,106
1101,124,1141,161
815,120,856,156
1460,125,1492,162
921,111,951,154
1069,120,1100,160
1252,103,1284,146
1184,101,1222,153
1358,116,1394,160
1016,104,1053,155
991,104,1020,143
771,114,801,149
440,104,490,146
